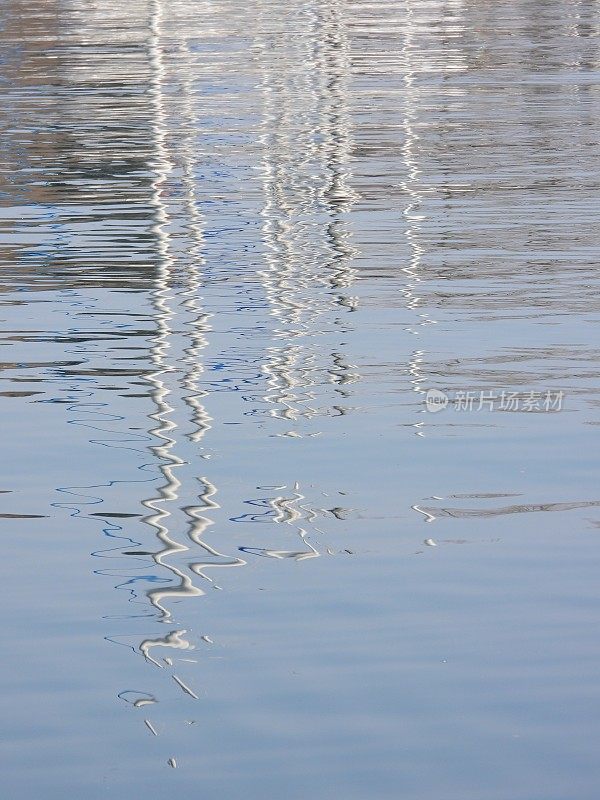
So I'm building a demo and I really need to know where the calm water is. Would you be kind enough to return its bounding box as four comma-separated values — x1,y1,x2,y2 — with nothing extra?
1,1,600,797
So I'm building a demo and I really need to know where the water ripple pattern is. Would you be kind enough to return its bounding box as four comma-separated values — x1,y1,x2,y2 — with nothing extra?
1,2,600,799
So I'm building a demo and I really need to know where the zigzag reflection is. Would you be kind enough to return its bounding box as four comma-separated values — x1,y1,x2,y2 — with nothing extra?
233,482,328,564
139,0,244,668
51,0,364,762
55,0,240,679
254,0,361,434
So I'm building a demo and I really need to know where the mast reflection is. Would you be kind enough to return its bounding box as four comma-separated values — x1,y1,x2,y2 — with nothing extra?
254,0,361,434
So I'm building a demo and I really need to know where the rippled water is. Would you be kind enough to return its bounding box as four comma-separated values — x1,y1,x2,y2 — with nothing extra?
2,1,600,797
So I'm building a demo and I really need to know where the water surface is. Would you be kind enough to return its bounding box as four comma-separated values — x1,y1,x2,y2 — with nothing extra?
1,1,600,798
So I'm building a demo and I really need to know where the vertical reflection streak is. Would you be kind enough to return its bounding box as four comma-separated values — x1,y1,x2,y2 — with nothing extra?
401,1,425,337
178,33,213,447
139,1,244,671
401,1,444,430
254,0,360,434
140,0,200,664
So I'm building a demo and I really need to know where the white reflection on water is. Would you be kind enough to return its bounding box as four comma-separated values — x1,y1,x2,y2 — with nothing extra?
3,0,600,798
255,0,360,435
107,0,363,754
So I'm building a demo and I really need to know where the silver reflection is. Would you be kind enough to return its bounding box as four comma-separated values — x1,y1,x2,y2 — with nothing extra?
254,0,361,435
139,0,247,677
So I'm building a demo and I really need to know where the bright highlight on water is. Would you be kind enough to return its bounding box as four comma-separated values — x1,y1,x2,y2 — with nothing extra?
1,1,600,798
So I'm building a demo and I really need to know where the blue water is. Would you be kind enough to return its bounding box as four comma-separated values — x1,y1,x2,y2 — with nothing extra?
1,1,600,797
